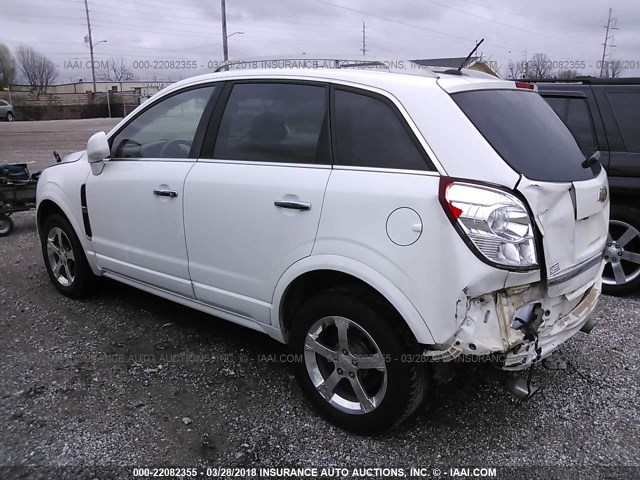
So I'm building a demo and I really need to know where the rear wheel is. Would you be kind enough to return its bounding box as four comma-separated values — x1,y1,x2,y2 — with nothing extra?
290,288,428,434
0,214,13,236
6,112,14,122
40,214,95,298
603,205,640,295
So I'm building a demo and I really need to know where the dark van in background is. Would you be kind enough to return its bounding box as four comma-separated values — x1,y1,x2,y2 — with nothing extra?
534,78,640,295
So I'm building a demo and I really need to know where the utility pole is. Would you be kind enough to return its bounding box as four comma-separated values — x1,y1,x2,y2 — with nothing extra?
599,8,618,78
221,0,229,64
83,0,97,93
361,22,367,56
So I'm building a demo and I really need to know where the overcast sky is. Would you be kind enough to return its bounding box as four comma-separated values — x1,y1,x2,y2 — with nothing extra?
1,0,638,84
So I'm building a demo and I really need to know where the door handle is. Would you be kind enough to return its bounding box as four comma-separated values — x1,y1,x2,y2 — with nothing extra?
274,200,311,211
153,189,178,198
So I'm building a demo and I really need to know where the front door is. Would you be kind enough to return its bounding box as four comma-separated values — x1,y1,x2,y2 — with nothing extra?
87,85,216,297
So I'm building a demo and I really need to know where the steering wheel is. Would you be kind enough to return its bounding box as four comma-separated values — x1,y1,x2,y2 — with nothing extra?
159,139,192,158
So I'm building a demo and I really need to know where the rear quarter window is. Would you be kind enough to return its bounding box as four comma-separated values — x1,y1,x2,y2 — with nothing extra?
452,89,594,182
333,89,432,171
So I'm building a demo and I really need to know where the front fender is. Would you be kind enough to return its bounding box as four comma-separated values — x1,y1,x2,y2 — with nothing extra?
271,254,436,345
36,163,99,274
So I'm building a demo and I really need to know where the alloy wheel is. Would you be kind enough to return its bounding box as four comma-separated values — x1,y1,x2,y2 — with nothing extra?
603,219,640,287
46,227,76,287
304,316,387,415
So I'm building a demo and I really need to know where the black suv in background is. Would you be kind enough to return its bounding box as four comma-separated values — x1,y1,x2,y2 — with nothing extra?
533,78,640,295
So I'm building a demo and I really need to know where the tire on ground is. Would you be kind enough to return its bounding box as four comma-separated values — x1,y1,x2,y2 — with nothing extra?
290,287,428,434
40,213,96,298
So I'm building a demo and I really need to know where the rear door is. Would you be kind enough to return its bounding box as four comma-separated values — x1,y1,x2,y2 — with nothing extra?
183,81,331,324
539,88,607,164
452,87,609,296
595,86,640,180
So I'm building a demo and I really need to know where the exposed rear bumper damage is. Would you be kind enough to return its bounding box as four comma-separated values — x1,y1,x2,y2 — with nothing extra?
426,265,603,370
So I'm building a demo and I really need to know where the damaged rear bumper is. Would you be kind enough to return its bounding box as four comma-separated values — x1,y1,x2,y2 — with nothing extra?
500,279,600,370
425,266,603,370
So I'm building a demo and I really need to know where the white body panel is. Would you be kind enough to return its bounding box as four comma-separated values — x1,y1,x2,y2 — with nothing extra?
85,159,195,297
183,161,331,324
312,168,511,344
517,170,609,297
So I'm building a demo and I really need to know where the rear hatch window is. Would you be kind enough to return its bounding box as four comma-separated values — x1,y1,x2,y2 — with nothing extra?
452,89,595,182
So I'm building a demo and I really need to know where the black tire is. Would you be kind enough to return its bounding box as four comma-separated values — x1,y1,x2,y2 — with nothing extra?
0,214,13,236
40,213,95,298
6,112,14,122
603,205,640,296
290,288,428,434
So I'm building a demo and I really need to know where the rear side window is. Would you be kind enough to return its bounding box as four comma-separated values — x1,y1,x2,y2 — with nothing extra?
605,91,640,153
543,96,597,155
333,89,430,170
453,89,594,182
213,83,329,164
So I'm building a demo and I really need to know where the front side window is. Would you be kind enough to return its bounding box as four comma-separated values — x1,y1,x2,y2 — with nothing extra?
333,89,429,170
543,96,598,155
213,83,329,164
606,91,640,153
110,86,214,159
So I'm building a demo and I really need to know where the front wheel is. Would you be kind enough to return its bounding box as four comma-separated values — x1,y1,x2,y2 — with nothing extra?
6,112,14,122
290,289,428,434
603,205,640,295
40,214,95,298
0,214,13,236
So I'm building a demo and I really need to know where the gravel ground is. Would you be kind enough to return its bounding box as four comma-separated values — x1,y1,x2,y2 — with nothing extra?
0,120,638,477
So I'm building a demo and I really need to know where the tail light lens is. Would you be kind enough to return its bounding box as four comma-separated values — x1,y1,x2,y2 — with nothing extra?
439,177,538,270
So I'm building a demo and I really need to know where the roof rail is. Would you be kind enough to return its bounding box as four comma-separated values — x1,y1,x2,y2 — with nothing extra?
209,56,502,80
213,57,395,73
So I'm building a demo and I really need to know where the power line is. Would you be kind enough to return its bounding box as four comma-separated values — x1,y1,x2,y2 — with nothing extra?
423,0,588,46
361,22,367,56
599,8,618,78
83,0,98,92
313,0,511,50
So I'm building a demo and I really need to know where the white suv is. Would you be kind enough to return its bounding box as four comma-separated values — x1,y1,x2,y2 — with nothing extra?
36,68,609,433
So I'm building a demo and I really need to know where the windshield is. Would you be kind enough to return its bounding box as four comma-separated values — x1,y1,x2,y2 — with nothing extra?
452,89,595,182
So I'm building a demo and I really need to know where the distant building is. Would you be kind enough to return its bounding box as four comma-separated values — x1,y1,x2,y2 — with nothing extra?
8,80,170,96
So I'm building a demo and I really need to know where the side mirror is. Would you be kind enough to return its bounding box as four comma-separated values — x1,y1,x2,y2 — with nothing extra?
87,131,110,164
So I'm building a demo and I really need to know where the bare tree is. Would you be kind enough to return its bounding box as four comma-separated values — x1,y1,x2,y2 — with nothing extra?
504,60,525,79
97,58,135,82
556,69,579,80
0,44,16,89
528,53,553,79
17,46,57,94
602,60,624,79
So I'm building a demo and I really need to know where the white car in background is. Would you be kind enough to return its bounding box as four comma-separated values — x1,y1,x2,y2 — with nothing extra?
36,67,609,433
0,99,14,121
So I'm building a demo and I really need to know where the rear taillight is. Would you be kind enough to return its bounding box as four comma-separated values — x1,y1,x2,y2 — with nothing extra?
515,81,535,90
439,177,538,270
